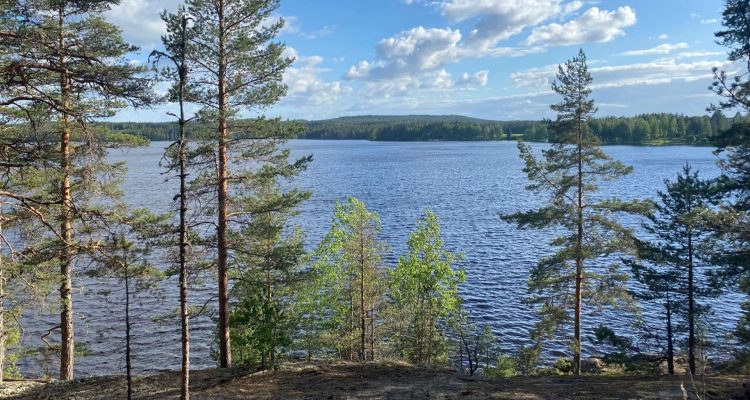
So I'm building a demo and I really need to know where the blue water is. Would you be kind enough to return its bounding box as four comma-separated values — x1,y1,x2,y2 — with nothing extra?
18,140,738,377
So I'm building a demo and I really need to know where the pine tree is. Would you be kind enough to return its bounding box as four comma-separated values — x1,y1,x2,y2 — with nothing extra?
184,0,297,368
388,210,465,365
87,230,162,400
0,0,153,379
626,165,721,375
501,49,647,375
710,0,750,366
150,8,194,399
0,118,57,382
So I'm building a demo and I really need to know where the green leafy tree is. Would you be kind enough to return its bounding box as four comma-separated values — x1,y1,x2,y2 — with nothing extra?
389,210,465,365
501,49,646,375
183,0,299,368
294,197,386,361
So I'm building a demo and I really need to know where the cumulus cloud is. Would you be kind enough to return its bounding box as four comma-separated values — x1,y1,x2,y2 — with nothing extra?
283,48,352,106
523,6,637,46
619,42,689,56
105,0,178,50
441,0,582,53
459,70,490,86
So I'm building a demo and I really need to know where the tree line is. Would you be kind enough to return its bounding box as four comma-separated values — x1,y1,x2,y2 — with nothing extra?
103,112,740,145
0,1,750,400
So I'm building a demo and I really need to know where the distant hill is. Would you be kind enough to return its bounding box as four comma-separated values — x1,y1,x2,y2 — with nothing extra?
101,111,743,145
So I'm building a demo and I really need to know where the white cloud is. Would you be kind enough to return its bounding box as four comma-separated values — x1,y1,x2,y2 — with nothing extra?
658,33,669,40
677,50,725,58
283,48,351,106
511,58,733,91
619,42,689,56
700,19,718,24
105,0,178,50
459,70,490,86
441,0,581,52
345,27,462,81
523,6,637,46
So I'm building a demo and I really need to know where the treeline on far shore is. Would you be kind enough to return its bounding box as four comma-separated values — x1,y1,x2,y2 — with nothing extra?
102,111,742,145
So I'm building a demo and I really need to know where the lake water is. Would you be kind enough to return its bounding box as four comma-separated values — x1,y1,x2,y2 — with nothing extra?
17,140,741,377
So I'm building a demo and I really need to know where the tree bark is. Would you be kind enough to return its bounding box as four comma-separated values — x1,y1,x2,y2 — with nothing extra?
687,227,696,375
125,263,132,400
359,230,366,361
0,206,5,384
573,113,584,376
666,299,675,375
58,5,74,380
216,0,231,369
177,14,191,399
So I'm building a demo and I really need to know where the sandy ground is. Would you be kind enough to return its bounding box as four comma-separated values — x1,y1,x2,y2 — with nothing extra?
1,361,749,399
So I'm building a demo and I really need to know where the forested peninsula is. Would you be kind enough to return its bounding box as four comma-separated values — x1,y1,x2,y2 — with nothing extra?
104,111,739,145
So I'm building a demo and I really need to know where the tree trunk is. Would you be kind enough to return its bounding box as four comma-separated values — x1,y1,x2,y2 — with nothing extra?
177,14,191,399
573,116,584,376
359,232,366,361
58,5,75,380
666,299,675,375
125,263,132,400
178,15,190,400
687,227,696,375
216,0,231,369
0,207,4,384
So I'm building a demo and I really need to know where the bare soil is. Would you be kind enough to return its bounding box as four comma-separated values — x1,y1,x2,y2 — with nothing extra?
1,361,748,399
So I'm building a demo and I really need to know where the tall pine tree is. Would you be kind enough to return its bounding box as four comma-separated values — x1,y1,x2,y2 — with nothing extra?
184,0,307,368
710,0,750,366
0,0,153,379
627,164,721,375
502,49,647,375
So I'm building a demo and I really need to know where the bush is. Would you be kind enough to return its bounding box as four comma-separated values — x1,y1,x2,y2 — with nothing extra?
485,354,516,378
554,357,573,374
515,345,541,376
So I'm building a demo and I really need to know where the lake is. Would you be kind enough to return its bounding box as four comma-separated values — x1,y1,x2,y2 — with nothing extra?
17,140,740,377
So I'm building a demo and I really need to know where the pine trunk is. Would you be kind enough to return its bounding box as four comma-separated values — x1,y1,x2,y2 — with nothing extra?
687,228,696,375
125,266,132,400
666,299,675,375
573,116,584,376
216,0,231,369
58,5,74,380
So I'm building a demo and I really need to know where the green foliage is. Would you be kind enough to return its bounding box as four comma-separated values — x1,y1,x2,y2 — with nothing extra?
484,354,517,378
389,210,465,365
629,164,721,373
553,357,573,374
515,345,541,376
293,197,387,361
100,113,731,145
501,49,642,373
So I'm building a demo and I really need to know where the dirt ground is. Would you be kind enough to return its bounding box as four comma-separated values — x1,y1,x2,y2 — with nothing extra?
2,361,749,400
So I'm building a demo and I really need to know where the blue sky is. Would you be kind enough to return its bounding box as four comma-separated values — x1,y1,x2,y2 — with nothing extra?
108,0,732,121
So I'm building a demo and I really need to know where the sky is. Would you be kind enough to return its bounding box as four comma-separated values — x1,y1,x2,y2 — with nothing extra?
107,0,734,122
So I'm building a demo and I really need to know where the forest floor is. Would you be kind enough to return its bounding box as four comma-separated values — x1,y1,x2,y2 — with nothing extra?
1,361,749,400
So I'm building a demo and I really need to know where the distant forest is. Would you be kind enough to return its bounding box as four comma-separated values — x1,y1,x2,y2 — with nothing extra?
102,111,744,145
